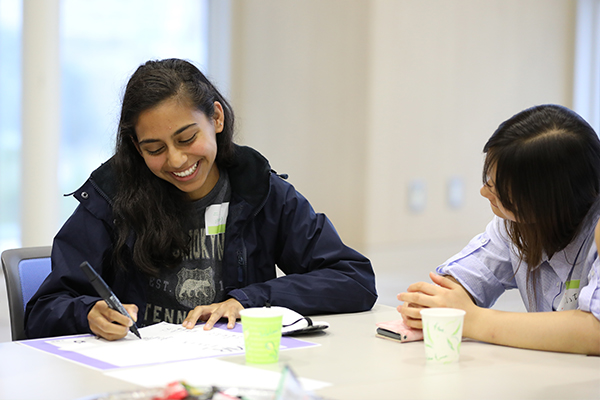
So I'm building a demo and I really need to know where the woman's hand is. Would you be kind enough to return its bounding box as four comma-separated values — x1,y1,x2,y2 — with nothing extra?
87,300,138,341
183,298,244,330
397,272,476,329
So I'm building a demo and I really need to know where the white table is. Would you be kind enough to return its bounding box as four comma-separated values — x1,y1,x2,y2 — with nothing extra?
1,304,599,400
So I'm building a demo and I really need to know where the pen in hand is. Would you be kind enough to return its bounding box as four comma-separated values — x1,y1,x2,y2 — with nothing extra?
80,261,142,339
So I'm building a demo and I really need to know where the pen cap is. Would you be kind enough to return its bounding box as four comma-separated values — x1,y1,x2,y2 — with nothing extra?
80,261,112,298
80,261,98,281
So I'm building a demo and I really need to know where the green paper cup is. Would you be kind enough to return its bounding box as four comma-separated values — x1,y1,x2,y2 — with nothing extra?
420,308,466,364
240,307,284,364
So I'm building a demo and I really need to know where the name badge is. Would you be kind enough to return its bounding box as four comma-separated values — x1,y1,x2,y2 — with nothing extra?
205,203,229,235
557,280,580,311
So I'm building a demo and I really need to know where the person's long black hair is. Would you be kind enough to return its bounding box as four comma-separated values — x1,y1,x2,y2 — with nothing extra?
111,59,235,276
482,104,600,308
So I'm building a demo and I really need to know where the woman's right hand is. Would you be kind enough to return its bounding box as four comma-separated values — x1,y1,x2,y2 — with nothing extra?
87,300,138,341
397,272,476,330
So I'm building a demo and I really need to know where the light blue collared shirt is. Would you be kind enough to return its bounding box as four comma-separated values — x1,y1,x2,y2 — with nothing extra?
437,203,600,321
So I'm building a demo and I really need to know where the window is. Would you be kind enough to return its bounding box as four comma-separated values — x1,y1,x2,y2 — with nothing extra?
0,0,209,252
573,0,600,134
0,0,22,251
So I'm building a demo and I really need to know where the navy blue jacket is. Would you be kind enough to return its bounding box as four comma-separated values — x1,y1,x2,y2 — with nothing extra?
25,145,377,338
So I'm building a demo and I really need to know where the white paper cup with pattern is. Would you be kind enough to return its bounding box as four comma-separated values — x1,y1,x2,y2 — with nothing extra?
420,308,466,364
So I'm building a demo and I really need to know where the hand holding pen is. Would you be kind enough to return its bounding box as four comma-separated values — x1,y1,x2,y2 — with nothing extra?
80,261,142,341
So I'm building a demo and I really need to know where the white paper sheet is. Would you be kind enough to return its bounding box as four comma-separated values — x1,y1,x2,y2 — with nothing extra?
24,321,318,370
49,322,247,367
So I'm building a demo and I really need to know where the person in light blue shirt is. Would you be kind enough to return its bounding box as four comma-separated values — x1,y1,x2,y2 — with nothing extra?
398,104,600,355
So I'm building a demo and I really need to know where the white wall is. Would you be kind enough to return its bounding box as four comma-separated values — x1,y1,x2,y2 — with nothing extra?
365,0,575,249
228,0,576,293
230,0,371,248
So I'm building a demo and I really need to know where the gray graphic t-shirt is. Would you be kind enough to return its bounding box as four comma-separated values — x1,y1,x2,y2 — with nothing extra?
142,169,231,326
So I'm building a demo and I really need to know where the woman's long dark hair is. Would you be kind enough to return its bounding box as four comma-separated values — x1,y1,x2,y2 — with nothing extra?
111,59,235,275
483,104,600,308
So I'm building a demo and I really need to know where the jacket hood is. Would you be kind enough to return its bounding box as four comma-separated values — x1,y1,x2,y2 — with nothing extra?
227,145,272,208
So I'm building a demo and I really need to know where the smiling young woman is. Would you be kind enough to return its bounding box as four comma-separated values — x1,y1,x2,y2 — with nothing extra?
24,59,378,341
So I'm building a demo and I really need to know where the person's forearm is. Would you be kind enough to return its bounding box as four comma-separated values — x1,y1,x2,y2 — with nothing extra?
465,307,600,355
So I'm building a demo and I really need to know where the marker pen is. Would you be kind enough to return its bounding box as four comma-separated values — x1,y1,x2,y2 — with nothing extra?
80,261,142,339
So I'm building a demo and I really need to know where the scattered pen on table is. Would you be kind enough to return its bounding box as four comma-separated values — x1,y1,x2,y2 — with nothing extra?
80,261,142,339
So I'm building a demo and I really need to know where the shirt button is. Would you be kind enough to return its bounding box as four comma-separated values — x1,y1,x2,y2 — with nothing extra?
81,191,89,199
